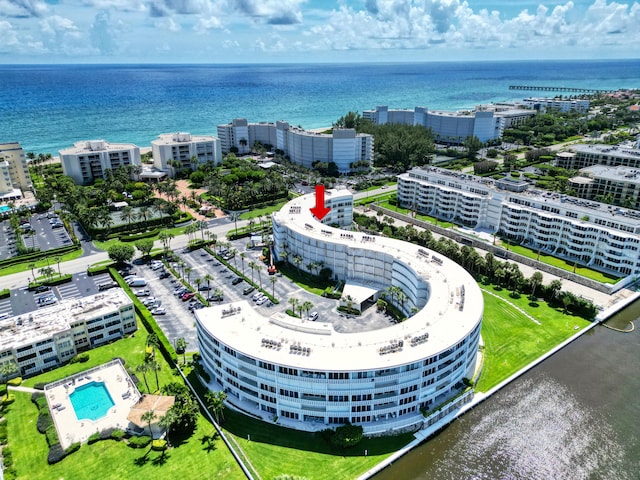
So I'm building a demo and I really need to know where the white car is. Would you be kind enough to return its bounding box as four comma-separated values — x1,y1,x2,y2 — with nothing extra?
142,297,158,306
134,289,151,297
309,311,319,321
256,296,269,305
151,306,166,315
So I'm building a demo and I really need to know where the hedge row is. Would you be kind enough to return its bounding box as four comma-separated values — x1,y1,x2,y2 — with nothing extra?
0,289,9,299
0,244,79,270
119,229,160,242
29,274,73,289
110,267,177,367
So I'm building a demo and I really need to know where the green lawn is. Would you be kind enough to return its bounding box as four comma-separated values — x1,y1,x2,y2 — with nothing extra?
475,286,591,392
503,242,620,284
239,200,289,220
5,392,244,480
9,324,245,480
0,248,84,277
92,224,193,251
376,202,454,228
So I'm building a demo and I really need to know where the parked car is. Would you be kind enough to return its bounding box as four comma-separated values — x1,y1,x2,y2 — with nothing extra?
127,278,147,287
198,285,212,291
151,306,166,315
134,289,151,297
231,277,243,285
309,311,319,321
33,285,51,293
208,294,224,302
142,297,158,306
98,281,118,291
158,271,170,279
256,296,269,305
150,261,164,271
242,286,255,295
181,292,196,301
173,286,188,296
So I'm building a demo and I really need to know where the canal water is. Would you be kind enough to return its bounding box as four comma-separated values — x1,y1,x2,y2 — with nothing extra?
374,302,640,479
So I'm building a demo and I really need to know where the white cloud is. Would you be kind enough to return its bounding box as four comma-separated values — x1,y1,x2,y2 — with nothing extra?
0,0,48,18
194,15,222,33
232,0,305,25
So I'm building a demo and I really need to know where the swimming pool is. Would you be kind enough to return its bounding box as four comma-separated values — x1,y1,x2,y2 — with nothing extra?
69,382,115,421
0,205,10,213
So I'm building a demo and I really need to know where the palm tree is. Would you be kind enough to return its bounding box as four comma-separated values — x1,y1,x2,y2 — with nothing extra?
194,277,203,292
292,254,302,274
529,271,543,299
147,357,162,392
136,363,151,392
203,274,213,292
53,256,62,277
301,301,314,319
248,261,257,283
269,275,277,299
288,297,299,317
120,205,136,225
141,409,157,437
28,262,36,282
175,337,188,365
239,252,246,275
205,390,227,424
255,262,263,288
158,408,177,446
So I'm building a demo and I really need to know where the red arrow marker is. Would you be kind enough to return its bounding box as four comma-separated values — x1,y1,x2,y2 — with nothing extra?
310,185,331,220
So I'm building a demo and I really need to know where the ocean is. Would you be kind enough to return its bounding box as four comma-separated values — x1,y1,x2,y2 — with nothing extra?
1,59,639,154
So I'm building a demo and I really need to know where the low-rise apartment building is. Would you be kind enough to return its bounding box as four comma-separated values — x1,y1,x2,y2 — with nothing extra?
555,144,640,170
521,97,590,113
569,165,640,208
398,167,640,276
0,289,136,378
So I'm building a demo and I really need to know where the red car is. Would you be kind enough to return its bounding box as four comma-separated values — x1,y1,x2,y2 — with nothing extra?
181,292,196,301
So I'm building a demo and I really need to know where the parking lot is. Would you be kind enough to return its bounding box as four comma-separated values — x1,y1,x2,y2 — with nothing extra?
2,270,112,319
0,214,73,261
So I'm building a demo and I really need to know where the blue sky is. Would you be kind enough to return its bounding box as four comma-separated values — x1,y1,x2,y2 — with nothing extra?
1,0,638,63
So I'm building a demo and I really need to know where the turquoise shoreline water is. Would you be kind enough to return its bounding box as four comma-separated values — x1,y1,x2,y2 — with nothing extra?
1,59,639,154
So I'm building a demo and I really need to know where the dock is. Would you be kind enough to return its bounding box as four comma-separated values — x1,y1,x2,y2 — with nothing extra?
509,85,615,93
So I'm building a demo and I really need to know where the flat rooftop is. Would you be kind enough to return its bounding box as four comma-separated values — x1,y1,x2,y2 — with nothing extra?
198,192,483,371
0,289,132,351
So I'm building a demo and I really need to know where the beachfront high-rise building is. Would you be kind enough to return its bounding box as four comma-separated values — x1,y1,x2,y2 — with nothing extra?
151,132,222,175
59,140,141,185
0,142,32,198
522,97,590,113
398,166,640,277
195,190,483,435
362,106,535,144
217,119,373,174
0,289,136,378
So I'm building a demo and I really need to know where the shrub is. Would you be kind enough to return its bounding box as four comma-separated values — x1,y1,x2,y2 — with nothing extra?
0,424,8,444
47,444,65,464
3,454,13,468
33,382,47,390
128,435,152,449
7,377,22,387
329,422,364,448
111,429,126,441
45,425,59,447
65,442,81,455
3,466,16,480
2,446,11,460
77,352,90,363
88,432,101,444
151,439,167,451
0,289,9,299
37,412,52,434
1,394,15,405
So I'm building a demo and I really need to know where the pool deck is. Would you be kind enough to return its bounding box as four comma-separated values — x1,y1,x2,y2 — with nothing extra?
45,360,142,449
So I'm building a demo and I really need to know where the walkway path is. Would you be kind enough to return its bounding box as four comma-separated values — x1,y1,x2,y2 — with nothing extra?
7,385,39,394
481,288,541,325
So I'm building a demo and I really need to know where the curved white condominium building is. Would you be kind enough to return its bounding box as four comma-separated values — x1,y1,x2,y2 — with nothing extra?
196,190,483,434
